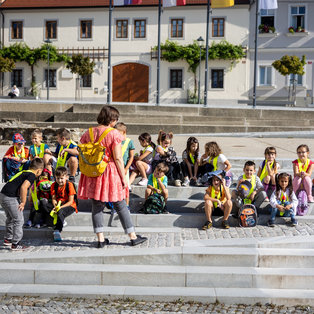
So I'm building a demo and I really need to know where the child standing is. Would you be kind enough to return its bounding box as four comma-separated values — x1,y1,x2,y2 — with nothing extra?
0,158,44,250
51,128,79,183
268,173,298,227
129,133,156,186
115,122,135,205
145,162,169,202
236,161,267,210
3,133,30,181
292,144,314,202
50,166,77,242
181,136,199,186
257,147,280,195
29,129,52,170
202,171,232,229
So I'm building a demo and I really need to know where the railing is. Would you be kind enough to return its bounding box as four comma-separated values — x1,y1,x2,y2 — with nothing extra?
57,47,108,60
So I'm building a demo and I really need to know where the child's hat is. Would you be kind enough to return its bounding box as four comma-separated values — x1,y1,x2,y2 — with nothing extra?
208,170,225,181
238,181,252,198
12,133,26,144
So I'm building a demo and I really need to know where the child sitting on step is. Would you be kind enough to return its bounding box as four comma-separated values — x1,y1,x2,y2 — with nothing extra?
153,130,182,186
268,172,298,227
199,141,232,187
202,170,232,230
3,133,30,181
234,161,267,210
49,166,77,242
129,132,156,187
257,147,280,197
181,136,200,187
292,144,314,203
50,128,79,183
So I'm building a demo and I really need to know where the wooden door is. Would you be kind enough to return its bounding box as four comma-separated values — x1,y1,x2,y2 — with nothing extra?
113,63,149,103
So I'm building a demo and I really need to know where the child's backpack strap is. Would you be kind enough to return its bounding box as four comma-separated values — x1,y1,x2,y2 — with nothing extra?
66,181,79,213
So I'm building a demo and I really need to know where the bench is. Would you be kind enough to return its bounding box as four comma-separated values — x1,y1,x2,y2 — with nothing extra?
238,99,296,107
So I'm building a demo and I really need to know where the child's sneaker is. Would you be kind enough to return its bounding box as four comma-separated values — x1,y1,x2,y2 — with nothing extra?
11,242,29,251
182,179,190,187
221,220,230,229
53,231,62,242
267,220,275,227
202,221,213,230
3,239,12,247
24,220,32,228
63,220,68,227
174,179,181,187
34,224,41,229
291,218,298,226
138,178,148,186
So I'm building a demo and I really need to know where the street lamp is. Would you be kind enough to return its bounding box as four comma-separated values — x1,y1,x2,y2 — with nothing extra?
197,36,204,104
44,38,52,100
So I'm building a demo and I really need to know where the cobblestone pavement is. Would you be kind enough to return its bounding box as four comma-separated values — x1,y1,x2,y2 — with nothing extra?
0,296,313,313
1,221,314,253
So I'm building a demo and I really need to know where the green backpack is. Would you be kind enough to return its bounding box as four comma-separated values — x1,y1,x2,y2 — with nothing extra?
144,193,166,214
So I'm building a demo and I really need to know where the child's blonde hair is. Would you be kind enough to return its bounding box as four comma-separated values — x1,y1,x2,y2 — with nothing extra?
157,130,173,146
31,129,43,138
115,122,127,133
205,141,222,157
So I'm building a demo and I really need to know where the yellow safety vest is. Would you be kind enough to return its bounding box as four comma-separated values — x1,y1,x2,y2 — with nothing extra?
297,158,310,173
243,174,256,204
189,153,195,165
210,185,224,208
259,160,274,182
56,140,76,168
31,181,39,211
14,146,26,171
121,138,131,158
50,201,62,225
152,174,165,193
208,156,218,171
33,143,46,158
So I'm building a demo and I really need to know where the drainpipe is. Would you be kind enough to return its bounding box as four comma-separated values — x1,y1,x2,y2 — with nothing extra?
0,10,4,96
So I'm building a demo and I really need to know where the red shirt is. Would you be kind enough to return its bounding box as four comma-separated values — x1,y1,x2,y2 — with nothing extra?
5,146,29,159
51,181,77,210
292,159,314,172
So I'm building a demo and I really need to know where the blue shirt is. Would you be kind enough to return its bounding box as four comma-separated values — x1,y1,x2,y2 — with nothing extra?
147,173,168,189
55,141,78,160
29,143,49,158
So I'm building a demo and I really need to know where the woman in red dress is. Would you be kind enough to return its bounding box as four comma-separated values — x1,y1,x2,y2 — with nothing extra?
78,106,147,248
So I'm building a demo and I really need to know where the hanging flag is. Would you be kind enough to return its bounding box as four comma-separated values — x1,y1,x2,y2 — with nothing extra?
259,0,278,10
211,0,234,8
163,0,186,8
114,0,142,6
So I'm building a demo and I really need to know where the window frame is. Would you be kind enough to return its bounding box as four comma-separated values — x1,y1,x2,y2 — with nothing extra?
170,18,184,39
258,65,273,86
80,19,93,40
81,74,93,89
289,4,307,31
10,21,23,40
116,19,128,39
44,69,57,89
11,69,23,88
134,19,146,39
259,9,275,28
45,20,58,40
169,68,183,89
210,69,224,89
212,18,225,38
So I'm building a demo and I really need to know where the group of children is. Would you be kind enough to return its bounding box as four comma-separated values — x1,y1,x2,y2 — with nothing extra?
1,123,313,249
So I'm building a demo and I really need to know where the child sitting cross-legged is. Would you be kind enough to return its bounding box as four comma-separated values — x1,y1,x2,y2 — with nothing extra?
202,171,232,230
49,166,77,242
268,173,298,227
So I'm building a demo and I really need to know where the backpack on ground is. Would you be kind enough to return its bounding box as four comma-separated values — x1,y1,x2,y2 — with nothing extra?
143,193,166,214
78,127,114,177
296,189,309,216
238,204,258,227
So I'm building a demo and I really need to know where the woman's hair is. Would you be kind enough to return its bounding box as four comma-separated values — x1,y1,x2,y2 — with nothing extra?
205,141,222,157
97,106,120,126
264,146,277,171
186,136,199,158
31,129,43,138
138,132,156,149
275,172,293,200
157,130,173,146
297,144,310,153
155,162,169,174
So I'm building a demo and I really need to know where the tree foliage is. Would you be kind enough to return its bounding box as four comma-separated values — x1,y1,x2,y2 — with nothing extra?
66,54,95,76
0,55,15,73
272,55,306,76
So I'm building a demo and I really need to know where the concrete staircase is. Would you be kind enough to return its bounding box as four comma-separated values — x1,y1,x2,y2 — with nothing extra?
0,236,314,305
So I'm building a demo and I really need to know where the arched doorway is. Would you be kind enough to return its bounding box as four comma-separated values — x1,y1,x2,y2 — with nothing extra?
113,63,149,103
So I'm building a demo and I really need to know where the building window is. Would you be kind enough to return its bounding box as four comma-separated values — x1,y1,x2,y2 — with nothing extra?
260,9,275,28
81,74,92,88
116,20,128,38
134,20,146,38
46,20,57,39
171,19,183,38
212,18,224,37
45,69,57,88
11,21,23,39
211,69,224,89
290,6,305,30
289,74,303,86
259,66,272,86
80,20,92,39
11,69,23,87
170,69,183,88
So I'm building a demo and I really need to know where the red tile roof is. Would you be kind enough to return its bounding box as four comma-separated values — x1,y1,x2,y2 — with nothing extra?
0,0,249,9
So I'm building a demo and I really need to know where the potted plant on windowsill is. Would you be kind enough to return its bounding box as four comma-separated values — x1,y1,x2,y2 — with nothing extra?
296,26,305,32
288,27,295,33
259,24,276,34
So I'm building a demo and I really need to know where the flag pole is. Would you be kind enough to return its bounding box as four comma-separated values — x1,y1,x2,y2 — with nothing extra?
156,0,161,106
107,0,113,104
204,0,210,107
252,0,259,109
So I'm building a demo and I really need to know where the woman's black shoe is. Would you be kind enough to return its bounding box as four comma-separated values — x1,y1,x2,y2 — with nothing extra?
130,235,147,246
97,238,110,248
